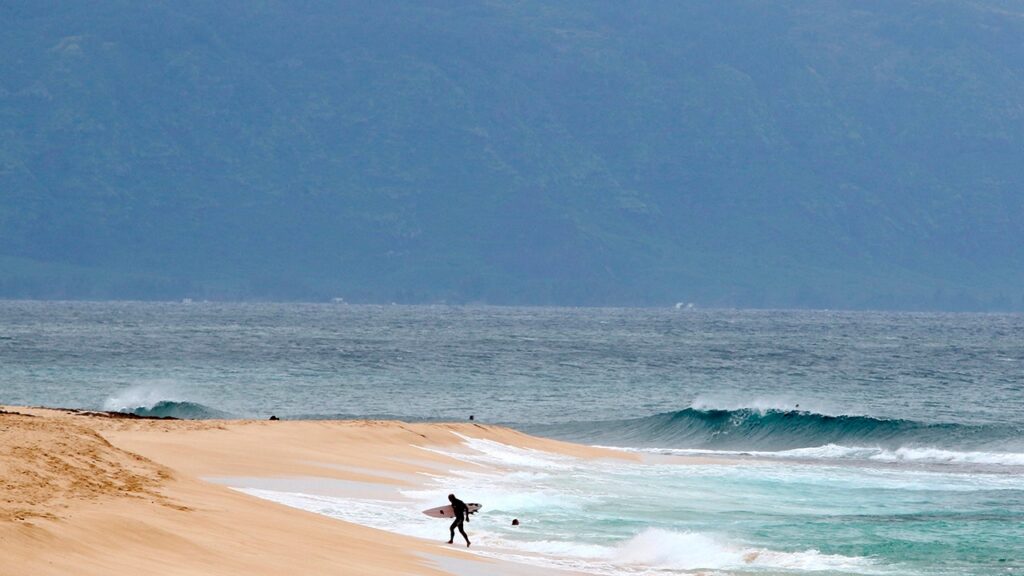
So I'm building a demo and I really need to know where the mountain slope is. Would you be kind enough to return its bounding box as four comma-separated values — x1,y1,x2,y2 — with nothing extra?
2,1,1023,309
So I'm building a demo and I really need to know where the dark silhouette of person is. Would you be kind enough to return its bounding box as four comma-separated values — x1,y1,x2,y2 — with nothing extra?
447,493,471,547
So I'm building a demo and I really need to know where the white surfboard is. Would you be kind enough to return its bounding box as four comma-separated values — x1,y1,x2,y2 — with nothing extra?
421,502,482,518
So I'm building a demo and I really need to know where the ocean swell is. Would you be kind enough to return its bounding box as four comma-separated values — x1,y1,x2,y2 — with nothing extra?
532,407,1024,455
102,384,231,419
121,399,230,419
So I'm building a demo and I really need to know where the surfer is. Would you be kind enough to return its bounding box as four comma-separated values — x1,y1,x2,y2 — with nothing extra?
446,493,471,547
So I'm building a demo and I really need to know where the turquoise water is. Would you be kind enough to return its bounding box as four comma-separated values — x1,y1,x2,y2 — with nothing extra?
236,436,1024,575
2,301,1023,574
438,438,1024,575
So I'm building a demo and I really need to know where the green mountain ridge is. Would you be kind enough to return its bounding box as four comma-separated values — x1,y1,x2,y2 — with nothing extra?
2,1,1023,309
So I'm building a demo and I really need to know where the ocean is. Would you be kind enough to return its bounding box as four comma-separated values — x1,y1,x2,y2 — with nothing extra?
2,301,1022,575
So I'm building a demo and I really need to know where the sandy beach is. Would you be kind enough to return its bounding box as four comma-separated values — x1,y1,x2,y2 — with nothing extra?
0,406,630,575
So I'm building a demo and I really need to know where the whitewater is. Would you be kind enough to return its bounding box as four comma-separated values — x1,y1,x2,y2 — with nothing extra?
2,301,1022,574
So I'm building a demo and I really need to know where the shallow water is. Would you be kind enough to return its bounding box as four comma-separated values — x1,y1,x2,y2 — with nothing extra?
233,436,1024,575
2,301,1022,574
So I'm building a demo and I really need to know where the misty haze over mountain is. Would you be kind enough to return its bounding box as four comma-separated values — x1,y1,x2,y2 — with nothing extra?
2,1,1023,310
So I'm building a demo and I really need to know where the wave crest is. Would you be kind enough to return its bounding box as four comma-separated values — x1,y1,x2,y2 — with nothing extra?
535,407,1023,455
123,400,229,419
103,384,229,419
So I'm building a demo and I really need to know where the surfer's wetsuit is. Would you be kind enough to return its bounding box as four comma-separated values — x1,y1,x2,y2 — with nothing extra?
448,495,471,546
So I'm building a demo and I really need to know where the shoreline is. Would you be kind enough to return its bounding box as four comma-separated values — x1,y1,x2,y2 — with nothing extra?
4,406,1020,575
0,406,630,575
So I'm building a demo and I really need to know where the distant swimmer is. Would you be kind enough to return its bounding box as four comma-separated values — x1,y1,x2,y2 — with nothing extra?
446,493,471,547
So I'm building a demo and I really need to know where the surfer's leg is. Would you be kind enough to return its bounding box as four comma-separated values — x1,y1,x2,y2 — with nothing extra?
448,518,457,543
457,520,470,546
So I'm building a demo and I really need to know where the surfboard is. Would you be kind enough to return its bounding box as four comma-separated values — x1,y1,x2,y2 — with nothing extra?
421,502,482,518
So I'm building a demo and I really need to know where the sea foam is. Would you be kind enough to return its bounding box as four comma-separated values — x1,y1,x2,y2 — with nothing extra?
103,382,182,412
102,383,229,419
612,528,877,573
641,444,1024,468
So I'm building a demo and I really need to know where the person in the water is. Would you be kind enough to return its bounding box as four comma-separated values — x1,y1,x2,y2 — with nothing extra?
447,493,471,547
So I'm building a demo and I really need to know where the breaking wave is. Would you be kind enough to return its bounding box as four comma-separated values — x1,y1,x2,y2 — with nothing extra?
533,407,1023,458
120,400,230,419
103,385,230,419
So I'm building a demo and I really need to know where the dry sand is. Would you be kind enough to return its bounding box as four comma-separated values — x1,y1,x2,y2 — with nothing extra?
0,406,631,575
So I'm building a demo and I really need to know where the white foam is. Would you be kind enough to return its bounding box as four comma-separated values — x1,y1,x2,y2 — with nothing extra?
102,381,183,410
608,528,881,572
689,395,847,416
882,446,1024,466
632,443,1024,468
427,434,577,471
233,488,443,541
750,546,882,572
613,529,742,569
775,444,1024,467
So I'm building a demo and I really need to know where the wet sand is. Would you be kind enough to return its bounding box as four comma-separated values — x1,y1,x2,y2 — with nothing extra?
0,406,627,575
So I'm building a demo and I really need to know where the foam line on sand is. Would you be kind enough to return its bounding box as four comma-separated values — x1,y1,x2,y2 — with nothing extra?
0,406,623,575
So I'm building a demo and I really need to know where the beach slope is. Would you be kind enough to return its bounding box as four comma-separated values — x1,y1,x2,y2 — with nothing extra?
0,407,619,575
